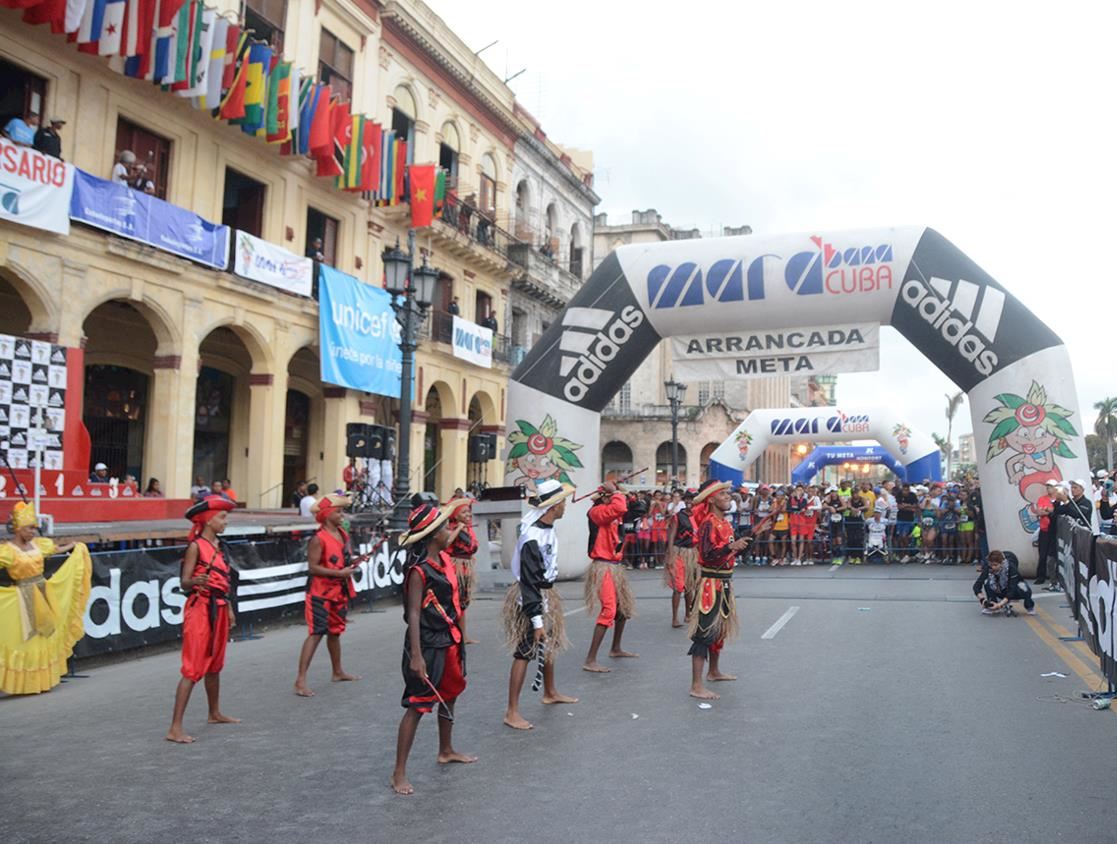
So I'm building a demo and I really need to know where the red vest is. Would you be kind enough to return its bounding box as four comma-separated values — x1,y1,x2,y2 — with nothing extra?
190,538,230,604
308,528,355,601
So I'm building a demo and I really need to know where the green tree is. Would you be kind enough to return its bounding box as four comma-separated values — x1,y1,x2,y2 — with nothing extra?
1093,397,1117,470
944,391,965,478
1086,434,1109,470
932,432,951,478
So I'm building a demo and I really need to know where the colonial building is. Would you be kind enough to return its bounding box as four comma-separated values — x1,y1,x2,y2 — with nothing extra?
0,0,590,509
593,210,792,485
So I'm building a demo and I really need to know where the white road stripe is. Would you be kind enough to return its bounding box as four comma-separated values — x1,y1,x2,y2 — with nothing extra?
563,605,586,617
828,563,840,573
761,606,800,640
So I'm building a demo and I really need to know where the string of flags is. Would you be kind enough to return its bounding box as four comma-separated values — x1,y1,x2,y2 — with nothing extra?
6,0,451,222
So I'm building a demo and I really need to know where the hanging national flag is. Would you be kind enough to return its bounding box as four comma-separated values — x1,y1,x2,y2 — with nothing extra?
356,119,380,193
286,66,300,130
290,79,320,156
377,128,394,204
337,113,362,190
307,86,333,158
76,0,115,52
176,5,214,97
169,0,203,89
120,0,154,58
151,0,184,82
217,38,249,120
64,0,88,34
237,41,271,133
264,59,290,141
409,164,436,228
22,0,66,34
434,168,446,217
96,0,126,54
0,0,45,9
315,100,348,178
395,139,407,200
197,16,228,109
221,23,243,89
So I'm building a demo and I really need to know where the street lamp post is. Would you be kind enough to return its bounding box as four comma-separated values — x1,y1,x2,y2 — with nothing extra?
664,379,687,485
383,231,439,531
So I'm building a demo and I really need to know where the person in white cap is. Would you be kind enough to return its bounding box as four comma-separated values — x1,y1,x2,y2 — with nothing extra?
88,462,109,484
502,478,579,730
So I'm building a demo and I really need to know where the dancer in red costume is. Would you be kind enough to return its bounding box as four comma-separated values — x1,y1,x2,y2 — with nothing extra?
583,481,637,672
166,496,240,743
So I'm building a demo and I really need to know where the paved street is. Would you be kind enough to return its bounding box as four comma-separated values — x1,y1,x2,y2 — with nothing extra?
3,564,1115,844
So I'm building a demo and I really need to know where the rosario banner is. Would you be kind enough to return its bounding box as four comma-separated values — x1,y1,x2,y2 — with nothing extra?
233,230,313,297
69,169,229,269
670,322,879,381
0,138,74,235
317,265,404,397
451,315,493,368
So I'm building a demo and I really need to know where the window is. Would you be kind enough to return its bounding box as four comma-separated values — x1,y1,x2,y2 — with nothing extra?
243,0,286,50
569,223,584,279
115,117,171,199
618,382,632,414
712,381,725,400
318,29,354,101
392,85,416,165
697,382,710,406
475,291,493,323
0,58,46,133
439,122,459,187
305,207,338,266
222,168,266,236
479,153,497,218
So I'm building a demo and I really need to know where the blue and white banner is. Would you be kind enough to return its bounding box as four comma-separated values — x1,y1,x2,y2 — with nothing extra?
69,169,229,269
318,265,403,397
0,138,74,235
233,230,313,297
451,315,493,368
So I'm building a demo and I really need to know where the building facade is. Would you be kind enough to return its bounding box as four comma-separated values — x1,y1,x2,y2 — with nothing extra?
592,210,792,485
0,0,590,508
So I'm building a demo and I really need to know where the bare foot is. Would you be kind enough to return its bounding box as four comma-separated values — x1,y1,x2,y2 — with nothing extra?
464,637,480,644
294,683,315,697
707,672,737,682
503,713,534,730
438,750,478,764
331,671,361,682
689,687,720,700
208,712,241,724
165,729,195,743
671,621,684,628
582,662,611,673
609,649,639,658
542,692,579,705
391,773,414,795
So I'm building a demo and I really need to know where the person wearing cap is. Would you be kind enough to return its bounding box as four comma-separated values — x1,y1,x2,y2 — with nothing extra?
89,462,110,484
689,479,753,701
167,496,240,743
392,502,476,795
445,496,479,644
1056,480,1093,531
503,478,578,730
664,490,697,627
0,501,87,695
583,480,638,672
293,494,361,697
33,116,64,160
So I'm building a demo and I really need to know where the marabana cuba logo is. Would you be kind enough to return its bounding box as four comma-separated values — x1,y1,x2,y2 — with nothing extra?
646,236,893,308
770,412,871,436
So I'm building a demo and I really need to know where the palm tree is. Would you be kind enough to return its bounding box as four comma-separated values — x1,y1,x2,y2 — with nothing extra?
944,391,965,478
932,433,951,478
1094,397,1117,470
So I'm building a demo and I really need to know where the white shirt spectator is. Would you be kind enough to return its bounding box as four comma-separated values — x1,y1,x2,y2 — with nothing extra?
867,519,887,547
111,162,131,185
299,494,317,518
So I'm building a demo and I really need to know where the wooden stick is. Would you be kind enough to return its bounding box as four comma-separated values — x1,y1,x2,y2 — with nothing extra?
572,467,650,503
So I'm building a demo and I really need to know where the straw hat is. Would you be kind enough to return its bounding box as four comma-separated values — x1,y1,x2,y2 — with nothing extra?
693,479,731,505
311,493,351,517
522,478,575,528
443,496,473,520
400,502,452,546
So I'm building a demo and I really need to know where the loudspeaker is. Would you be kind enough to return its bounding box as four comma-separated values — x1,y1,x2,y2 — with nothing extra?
346,423,373,458
468,432,498,463
380,426,397,461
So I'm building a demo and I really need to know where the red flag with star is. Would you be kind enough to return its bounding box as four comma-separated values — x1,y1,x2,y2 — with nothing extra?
409,164,436,228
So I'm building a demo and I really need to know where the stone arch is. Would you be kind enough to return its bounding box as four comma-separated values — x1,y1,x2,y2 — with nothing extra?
78,289,180,356
480,150,500,183
700,441,720,482
466,388,499,426
392,81,420,122
0,262,55,334
601,440,634,482
193,315,274,374
656,440,688,486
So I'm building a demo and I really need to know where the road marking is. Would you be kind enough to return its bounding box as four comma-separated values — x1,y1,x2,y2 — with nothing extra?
828,563,840,573
761,606,800,640
563,605,585,617
1022,612,1113,710
1034,605,1105,666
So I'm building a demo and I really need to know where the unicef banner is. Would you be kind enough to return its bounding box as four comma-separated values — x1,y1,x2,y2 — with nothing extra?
671,322,879,381
318,265,403,397
0,137,74,235
233,230,313,297
451,315,493,368
69,169,229,269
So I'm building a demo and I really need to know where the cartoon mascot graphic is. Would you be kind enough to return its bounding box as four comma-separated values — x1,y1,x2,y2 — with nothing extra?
506,414,583,495
984,381,1077,532
735,430,753,461
892,423,912,456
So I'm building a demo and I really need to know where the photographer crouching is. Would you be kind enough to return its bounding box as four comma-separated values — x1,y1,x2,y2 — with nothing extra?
973,550,1035,615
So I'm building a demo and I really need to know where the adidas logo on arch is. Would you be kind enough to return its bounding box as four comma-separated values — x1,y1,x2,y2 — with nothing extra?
899,275,1004,377
558,305,645,403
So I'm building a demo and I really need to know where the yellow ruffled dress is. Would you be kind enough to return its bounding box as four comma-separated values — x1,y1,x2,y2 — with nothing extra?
0,538,91,694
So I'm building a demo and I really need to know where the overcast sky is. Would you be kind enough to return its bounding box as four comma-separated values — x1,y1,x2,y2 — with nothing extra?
431,0,1114,447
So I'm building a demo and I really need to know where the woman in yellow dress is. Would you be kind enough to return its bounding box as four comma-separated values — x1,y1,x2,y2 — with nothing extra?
0,501,92,694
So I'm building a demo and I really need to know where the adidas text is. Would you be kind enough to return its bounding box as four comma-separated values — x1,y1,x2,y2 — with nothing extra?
562,305,645,403
900,278,998,376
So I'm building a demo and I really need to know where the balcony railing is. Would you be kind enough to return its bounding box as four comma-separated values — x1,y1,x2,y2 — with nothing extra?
436,194,521,259
420,309,513,367
507,242,582,307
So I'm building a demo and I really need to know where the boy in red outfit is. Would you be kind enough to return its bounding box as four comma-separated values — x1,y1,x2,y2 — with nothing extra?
294,494,361,697
166,496,240,743
583,481,637,672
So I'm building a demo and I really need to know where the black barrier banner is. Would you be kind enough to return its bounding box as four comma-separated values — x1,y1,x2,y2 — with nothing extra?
1090,537,1117,688
72,527,406,659
1056,515,1076,616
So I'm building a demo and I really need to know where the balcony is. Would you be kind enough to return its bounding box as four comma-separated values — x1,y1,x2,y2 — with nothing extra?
419,309,513,368
507,242,582,308
427,194,523,279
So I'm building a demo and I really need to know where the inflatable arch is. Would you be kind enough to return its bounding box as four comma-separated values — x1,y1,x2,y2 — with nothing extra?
505,227,1088,578
790,446,910,486
706,406,941,486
